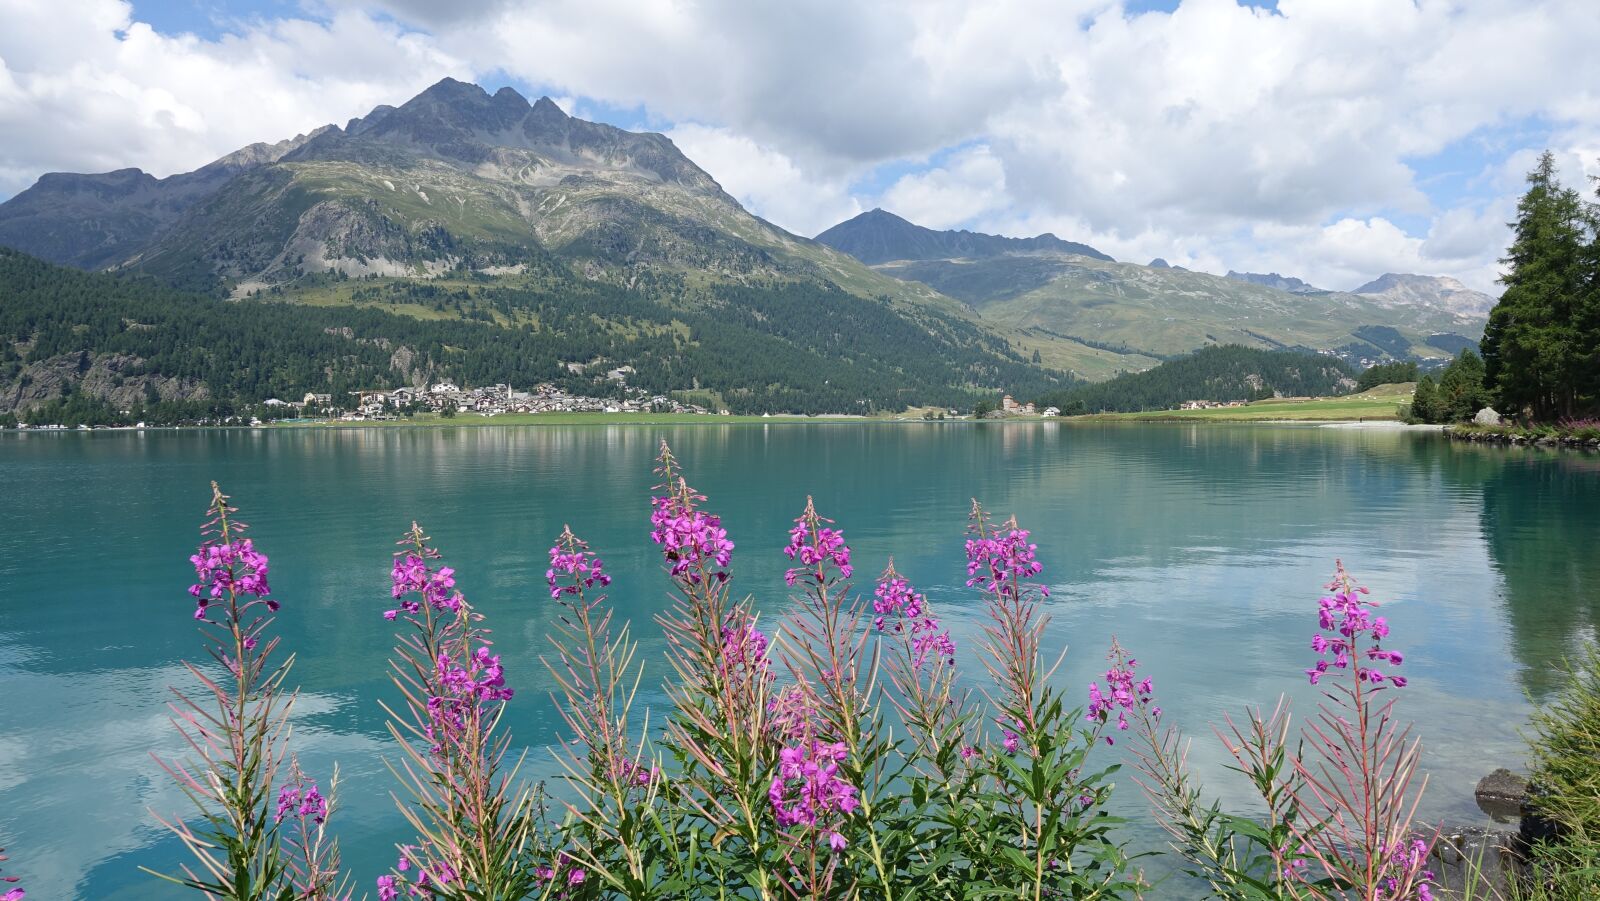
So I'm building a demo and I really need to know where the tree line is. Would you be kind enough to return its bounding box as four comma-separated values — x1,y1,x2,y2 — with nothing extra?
0,248,1071,423
1031,345,1356,414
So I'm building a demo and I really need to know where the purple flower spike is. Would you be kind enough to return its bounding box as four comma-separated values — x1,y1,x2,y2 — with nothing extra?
1088,640,1157,732
768,739,859,832
783,497,853,588
648,466,734,586
965,509,1049,599
873,570,957,670
388,538,462,619
188,536,274,619
546,527,612,599
1307,561,1407,689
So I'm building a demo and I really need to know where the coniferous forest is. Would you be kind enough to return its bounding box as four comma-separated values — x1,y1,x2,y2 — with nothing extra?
0,247,1069,423
1030,345,1356,414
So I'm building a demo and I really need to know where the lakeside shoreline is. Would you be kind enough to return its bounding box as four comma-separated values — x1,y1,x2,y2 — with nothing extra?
1,388,1424,430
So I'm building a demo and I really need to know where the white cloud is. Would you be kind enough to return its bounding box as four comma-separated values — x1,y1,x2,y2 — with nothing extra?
666,124,861,237
1423,203,1514,267
0,0,467,194
878,145,1007,231
3,0,1598,290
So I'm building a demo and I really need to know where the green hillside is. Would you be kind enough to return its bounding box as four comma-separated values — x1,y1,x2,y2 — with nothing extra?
879,253,1481,365
0,248,1068,419
1035,345,1358,414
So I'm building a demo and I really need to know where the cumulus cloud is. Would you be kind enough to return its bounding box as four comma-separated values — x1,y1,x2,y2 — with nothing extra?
878,145,1008,230
0,0,466,194
666,124,862,237
3,0,1598,291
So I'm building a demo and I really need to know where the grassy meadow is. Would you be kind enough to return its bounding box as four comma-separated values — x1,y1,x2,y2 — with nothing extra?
1081,382,1415,422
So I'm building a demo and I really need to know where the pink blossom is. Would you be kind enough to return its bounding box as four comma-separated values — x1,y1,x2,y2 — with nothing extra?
769,739,859,830
648,489,734,585
1307,562,1407,688
965,524,1049,598
872,573,957,669
783,500,853,587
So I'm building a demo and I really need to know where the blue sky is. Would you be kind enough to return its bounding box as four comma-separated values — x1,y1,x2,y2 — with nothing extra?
2,0,1596,293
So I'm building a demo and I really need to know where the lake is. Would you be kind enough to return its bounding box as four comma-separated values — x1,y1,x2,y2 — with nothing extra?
1,422,1597,898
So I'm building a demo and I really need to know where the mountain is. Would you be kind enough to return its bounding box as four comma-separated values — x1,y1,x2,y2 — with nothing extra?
0,79,1093,414
1352,273,1498,317
0,79,952,315
1034,345,1357,413
816,211,1487,374
0,78,1487,390
0,245,1065,417
815,209,1113,265
0,130,325,270
1226,271,1321,294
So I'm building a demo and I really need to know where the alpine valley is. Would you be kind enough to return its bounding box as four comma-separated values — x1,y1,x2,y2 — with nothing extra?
0,78,1489,418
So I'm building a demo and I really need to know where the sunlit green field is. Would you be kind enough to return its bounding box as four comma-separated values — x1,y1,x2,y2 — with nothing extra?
1081,383,1414,422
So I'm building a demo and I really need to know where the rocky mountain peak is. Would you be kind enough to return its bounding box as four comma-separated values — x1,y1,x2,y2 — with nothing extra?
817,209,1112,265
1353,273,1497,317
275,79,713,190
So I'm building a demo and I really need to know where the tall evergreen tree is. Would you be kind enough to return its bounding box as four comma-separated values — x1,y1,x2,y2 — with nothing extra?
1581,170,1600,410
1436,349,1489,422
1408,376,1441,424
1483,151,1594,420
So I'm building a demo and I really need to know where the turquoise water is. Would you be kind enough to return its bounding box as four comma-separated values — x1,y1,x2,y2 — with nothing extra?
1,423,1597,898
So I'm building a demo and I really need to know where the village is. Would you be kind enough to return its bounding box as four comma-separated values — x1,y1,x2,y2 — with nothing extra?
1176,399,1251,411
266,373,714,422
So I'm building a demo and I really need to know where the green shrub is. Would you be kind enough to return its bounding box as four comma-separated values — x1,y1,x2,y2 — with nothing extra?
1522,645,1600,898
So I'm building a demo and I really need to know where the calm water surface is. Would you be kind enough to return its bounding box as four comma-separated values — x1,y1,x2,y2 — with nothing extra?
2,423,1598,898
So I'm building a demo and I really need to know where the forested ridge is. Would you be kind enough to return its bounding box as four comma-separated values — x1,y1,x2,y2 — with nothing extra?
0,248,1069,421
1032,345,1356,414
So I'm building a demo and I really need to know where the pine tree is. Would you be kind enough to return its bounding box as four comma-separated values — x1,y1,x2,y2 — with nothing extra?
1437,349,1489,422
1408,376,1441,424
1483,151,1594,420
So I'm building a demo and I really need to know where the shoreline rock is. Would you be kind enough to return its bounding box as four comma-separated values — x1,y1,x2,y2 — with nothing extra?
1445,426,1600,449
1475,768,1529,822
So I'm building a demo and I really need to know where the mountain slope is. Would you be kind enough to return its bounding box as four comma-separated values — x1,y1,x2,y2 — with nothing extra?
817,212,1487,372
120,80,962,319
0,241,1067,417
1352,273,1498,317
815,209,1113,265
1035,345,1357,413
0,130,326,270
0,79,956,318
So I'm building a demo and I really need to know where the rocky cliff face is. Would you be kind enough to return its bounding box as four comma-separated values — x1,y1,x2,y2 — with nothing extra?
1,352,209,415
1353,273,1498,316
1226,270,1321,294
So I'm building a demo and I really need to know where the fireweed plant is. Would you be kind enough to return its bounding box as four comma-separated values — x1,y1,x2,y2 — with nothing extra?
375,524,555,900
139,458,1452,899
1116,563,1438,900
545,445,1140,899
147,482,350,900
